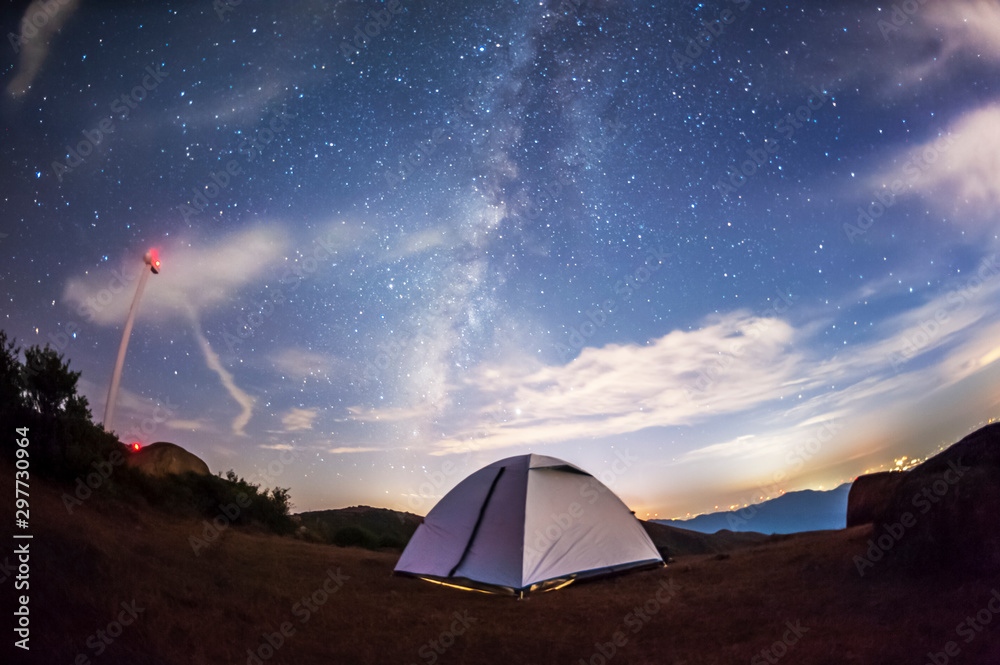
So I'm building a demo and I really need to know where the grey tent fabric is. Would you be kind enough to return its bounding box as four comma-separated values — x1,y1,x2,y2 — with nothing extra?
395,454,663,595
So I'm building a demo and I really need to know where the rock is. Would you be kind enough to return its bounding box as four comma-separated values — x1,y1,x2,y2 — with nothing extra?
846,471,905,527
879,423,1000,575
125,441,210,478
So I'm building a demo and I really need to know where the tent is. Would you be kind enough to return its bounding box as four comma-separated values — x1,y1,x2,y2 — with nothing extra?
394,453,663,596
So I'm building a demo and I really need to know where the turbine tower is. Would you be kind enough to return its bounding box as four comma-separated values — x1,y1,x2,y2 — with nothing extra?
102,249,160,433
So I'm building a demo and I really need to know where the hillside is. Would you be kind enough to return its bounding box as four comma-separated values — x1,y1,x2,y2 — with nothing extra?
640,520,769,557
656,483,852,534
295,505,422,549
4,463,999,665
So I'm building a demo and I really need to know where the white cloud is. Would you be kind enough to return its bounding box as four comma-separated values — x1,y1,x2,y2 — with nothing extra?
260,443,295,451
63,225,289,326
428,312,808,454
329,446,379,454
869,105,1000,224
190,322,255,436
282,407,318,432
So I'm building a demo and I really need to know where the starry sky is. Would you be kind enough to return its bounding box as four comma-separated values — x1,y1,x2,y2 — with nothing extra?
2,0,1000,519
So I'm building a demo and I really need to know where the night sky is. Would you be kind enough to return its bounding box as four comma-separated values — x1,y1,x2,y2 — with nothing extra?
3,0,999,518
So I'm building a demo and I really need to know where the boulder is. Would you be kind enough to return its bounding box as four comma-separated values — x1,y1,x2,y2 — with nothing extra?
125,441,210,478
846,471,905,527
878,423,1000,575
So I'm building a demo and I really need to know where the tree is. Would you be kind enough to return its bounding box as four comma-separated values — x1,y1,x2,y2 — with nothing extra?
0,331,24,412
22,345,82,419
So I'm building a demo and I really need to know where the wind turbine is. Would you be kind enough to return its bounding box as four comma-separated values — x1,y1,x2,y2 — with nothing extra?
102,249,160,433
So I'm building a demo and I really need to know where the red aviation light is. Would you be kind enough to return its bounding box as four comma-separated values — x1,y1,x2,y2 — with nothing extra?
131,442,142,452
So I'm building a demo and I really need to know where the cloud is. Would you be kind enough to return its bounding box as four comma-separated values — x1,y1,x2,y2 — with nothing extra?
260,443,295,451
190,321,255,436
271,348,341,380
63,225,289,326
329,446,379,454
865,0,1000,89
282,407,318,432
385,227,451,260
869,105,1000,224
347,249,1000,460
7,0,80,98
921,0,1000,62
425,312,807,454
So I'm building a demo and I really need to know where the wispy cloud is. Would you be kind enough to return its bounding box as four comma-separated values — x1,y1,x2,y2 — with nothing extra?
870,105,1000,225
270,348,342,381
282,407,318,432
190,319,255,436
329,446,379,454
7,0,80,98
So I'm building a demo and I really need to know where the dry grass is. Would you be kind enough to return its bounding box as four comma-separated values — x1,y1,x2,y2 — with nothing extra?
5,463,1000,665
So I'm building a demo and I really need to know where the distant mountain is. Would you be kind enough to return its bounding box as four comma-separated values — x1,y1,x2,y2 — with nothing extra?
654,483,852,535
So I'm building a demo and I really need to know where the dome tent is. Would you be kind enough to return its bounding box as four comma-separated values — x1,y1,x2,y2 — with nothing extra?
394,453,663,596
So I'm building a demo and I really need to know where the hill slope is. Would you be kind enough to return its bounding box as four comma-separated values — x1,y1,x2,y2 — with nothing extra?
295,506,422,549
4,464,998,665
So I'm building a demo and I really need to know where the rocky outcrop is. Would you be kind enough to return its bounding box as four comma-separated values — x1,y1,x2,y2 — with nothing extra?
846,471,905,527
873,423,1000,575
125,441,210,477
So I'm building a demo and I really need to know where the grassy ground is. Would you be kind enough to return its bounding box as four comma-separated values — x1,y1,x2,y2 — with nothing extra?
3,463,999,665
